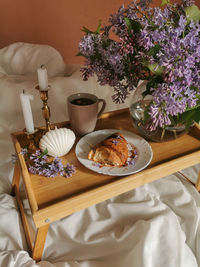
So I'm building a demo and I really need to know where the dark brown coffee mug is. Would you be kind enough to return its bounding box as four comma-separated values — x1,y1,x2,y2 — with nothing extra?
67,93,106,136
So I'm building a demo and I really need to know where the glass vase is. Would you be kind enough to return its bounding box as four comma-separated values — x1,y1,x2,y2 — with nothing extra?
129,81,189,142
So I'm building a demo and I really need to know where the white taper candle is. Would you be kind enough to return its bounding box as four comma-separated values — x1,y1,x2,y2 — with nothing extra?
20,91,35,133
37,65,48,91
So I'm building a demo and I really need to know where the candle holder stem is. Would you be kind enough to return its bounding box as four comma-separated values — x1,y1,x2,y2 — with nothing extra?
36,86,51,131
40,90,51,131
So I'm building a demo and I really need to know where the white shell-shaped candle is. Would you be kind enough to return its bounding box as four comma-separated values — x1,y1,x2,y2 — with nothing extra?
39,127,76,157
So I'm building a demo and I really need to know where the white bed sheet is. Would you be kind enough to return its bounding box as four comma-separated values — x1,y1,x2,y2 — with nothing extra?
0,44,200,267
0,170,199,267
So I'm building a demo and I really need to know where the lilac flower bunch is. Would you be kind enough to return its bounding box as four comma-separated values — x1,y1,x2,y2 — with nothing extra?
78,0,200,131
21,148,76,178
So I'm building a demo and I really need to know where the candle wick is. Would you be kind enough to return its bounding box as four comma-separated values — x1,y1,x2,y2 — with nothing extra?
23,89,25,94
41,64,45,69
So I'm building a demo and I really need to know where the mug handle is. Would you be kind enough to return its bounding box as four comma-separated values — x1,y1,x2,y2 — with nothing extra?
97,99,106,118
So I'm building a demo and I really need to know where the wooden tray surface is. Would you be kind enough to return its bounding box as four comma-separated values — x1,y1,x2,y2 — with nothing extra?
12,108,200,216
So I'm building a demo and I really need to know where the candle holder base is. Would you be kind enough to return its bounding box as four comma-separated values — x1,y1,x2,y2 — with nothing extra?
25,129,38,151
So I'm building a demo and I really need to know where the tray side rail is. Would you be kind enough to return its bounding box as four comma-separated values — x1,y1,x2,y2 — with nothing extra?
33,150,200,228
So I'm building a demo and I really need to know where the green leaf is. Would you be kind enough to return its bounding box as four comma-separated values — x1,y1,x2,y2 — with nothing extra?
81,26,94,34
95,20,102,34
148,45,160,57
190,85,199,91
142,81,152,97
147,63,163,75
124,17,142,35
143,103,151,122
185,5,200,23
39,148,48,159
185,100,200,112
176,106,200,130
143,76,163,97
102,38,113,49
161,0,170,6
193,107,200,124
76,52,84,57
81,20,102,35
169,115,176,125
124,17,131,35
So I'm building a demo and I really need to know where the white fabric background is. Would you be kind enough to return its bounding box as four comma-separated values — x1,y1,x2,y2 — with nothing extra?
0,42,66,77
0,43,200,267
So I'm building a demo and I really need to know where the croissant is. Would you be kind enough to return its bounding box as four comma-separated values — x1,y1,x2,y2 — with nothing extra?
88,132,128,166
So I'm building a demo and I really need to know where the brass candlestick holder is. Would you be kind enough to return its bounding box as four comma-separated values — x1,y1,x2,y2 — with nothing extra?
35,85,51,132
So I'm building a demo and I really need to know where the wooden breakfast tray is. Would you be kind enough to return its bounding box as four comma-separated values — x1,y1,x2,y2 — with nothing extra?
12,108,200,227
11,108,200,261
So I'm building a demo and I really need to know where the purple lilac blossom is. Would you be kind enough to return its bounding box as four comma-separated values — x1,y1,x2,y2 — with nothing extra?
127,158,137,166
92,162,101,168
63,163,76,178
138,0,153,11
21,149,76,178
79,34,95,57
79,0,200,131
20,148,28,155
181,0,195,7
111,140,118,145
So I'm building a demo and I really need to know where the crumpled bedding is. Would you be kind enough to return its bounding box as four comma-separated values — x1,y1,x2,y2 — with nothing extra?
0,171,200,267
0,43,200,267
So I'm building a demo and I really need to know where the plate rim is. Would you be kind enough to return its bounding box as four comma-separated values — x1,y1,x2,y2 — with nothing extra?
75,129,153,176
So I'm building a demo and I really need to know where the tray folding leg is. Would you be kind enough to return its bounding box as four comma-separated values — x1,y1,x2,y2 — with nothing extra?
11,163,21,196
11,163,50,262
11,164,33,253
32,224,49,262
179,169,200,193
196,172,200,192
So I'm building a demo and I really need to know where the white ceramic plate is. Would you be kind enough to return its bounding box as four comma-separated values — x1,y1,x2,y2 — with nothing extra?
75,129,153,176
